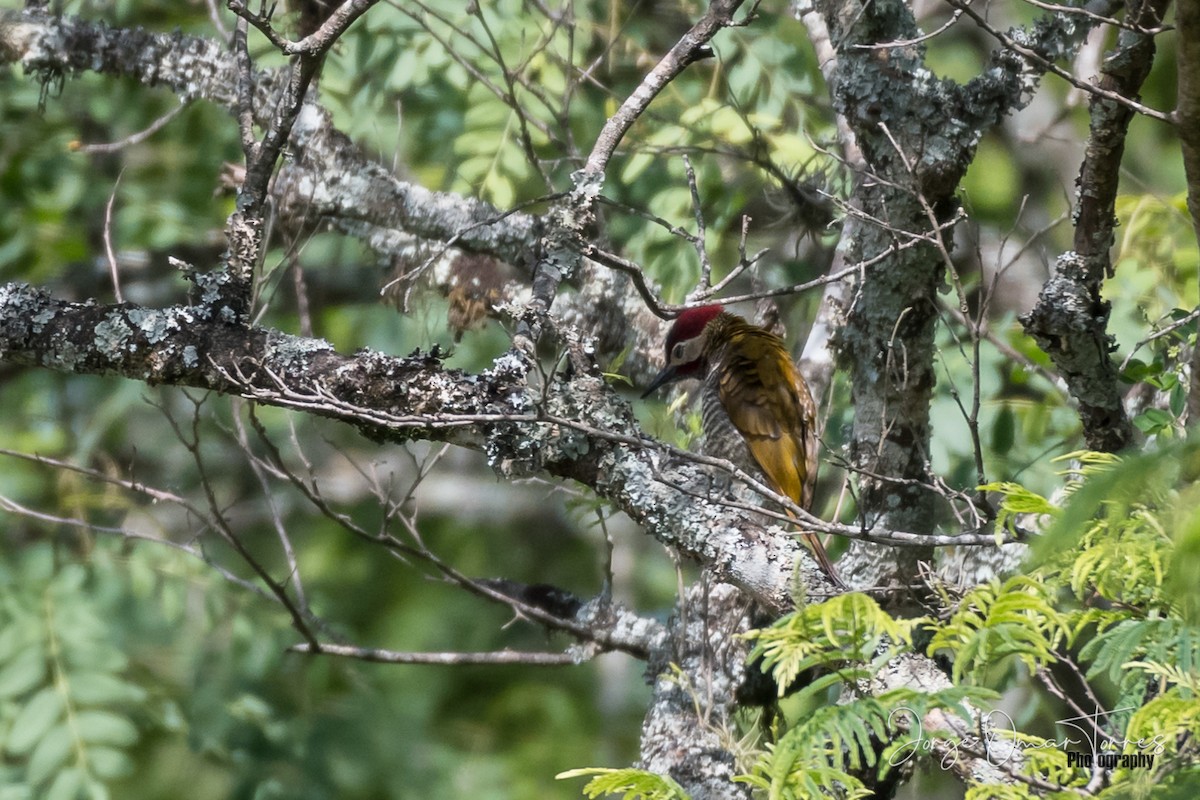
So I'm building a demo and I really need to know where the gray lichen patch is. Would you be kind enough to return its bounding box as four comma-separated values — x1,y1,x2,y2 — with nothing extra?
93,314,135,355
126,307,179,344
30,306,56,333
267,329,335,372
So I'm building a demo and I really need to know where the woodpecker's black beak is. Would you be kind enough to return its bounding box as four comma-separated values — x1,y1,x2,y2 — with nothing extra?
641,365,679,399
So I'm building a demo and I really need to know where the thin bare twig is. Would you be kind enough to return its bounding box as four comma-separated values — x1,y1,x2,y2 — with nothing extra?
289,642,582,665
1018,0,1170,34
467,1,553,188
75,100,188,154
704,216,762,298
231,400,309,615
945,0,1173,124
242,409,658,658
683,155,714,291
583,0,745,175
849,10,963,49
158,394,321,648
0,491,271,601
229,0,380,56
103,168,125,304
1119,305,1200,373
391,0,558,143
586,205,963,319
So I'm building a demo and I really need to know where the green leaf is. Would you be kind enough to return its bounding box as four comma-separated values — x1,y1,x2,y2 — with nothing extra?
65,673,144,706
0,650,46,700
44,768,84,800
86,747,133,781
26,722,72,786
6,687,64,756
1134,408,1174,434
620,152,654,183
73,711,137,747
746,593,923,697
1121,357,1161,384
557,767,690,800
991,404,1015,455
1170,383,1187,417
0,624,27,662
978,482,1056,516
86,779,110,800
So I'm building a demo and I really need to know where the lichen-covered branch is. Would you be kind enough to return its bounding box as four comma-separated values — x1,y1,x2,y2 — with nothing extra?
1071,0,1170,269
1,9,240,104
1021,0,1169,453
809,0,1111,590
0,8,670,373
221,0,378,318
0,282,810,610
637,583,755,800
0,10,543,267
0,280,1017,594
869,653,1023,787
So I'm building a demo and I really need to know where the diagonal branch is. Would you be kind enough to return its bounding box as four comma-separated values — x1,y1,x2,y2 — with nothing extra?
0,9,673,380
0,283,1023,612
945,0,1171,124
289,644,584,665
0,283,802,609
229,0,379,56
1021,0,1169,453
583,0,745,176
1072,0,1172,275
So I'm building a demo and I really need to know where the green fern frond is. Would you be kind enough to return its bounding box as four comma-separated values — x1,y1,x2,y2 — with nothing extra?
745,687,989,800
1123,689,1200,755
750,701,879,800
1077,616,1200,736
765,760,870,800
745,594,923,696
1074,516,1167,606
737,755,871,800
0,547,145,800
927,576,1069,683
964,783,1037,800
986,729,1087,787
978,481,1058,536
556,767,690,800
988,452,1173,611
1053,450,1124,485
1041,500,1172,608
1066,607,1132,643
1079,616,1194,688
1124,661,1200,694
1039,445,1183,571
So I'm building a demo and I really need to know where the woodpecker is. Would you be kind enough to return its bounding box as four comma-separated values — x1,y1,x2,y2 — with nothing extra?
641,304,841,587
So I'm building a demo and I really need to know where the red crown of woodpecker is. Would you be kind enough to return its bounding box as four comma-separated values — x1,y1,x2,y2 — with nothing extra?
666,304,724,349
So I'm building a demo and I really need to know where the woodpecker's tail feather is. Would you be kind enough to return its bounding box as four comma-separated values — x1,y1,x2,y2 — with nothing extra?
801,531,845,590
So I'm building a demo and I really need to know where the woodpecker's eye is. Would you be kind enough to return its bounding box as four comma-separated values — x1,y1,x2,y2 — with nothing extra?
671,342,686,361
